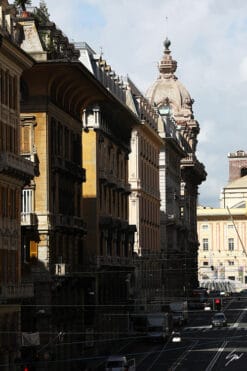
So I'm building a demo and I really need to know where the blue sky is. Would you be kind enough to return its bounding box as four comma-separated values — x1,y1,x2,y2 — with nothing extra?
30,0,247,207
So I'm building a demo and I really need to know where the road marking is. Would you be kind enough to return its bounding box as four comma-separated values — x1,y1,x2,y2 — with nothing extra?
168,340,199,371
205,340,228,371
145,334,175,371
225,348,243,367
232,310,245,328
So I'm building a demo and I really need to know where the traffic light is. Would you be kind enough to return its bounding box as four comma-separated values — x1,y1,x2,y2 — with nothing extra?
214,298,221,311
22,365,35,371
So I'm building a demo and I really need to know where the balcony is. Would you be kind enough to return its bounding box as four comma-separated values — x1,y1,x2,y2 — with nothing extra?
116,179,126,191
54,263,70,276
52,157,85,182
0,283,34,299
21,212,38,226
124,183,131,195
0,151,34,180
108,172,117,187
53,214,87,231
99,168,107,181
96,255,133,267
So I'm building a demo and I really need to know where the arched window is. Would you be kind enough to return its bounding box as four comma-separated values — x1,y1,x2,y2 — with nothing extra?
241,168,247,177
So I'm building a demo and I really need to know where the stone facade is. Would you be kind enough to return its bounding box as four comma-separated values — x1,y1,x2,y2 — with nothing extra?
78,44,138,352
126,78,163,311
16,7,115,369
0,0,34,368
146,38,207,298
198,150,247,292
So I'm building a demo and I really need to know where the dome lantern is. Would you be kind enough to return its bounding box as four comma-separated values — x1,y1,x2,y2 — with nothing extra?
159,37,177,77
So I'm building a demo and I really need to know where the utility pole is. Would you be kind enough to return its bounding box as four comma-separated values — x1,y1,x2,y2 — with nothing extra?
226,206,247,257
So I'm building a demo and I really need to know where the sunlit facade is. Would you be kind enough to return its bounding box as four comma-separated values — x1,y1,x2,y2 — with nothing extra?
0,1,34,367
198,150,247,292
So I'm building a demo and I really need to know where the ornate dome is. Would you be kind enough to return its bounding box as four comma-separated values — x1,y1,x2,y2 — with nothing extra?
146,37,194,121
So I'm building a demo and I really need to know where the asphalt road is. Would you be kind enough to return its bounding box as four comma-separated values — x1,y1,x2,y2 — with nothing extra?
85,295,247,370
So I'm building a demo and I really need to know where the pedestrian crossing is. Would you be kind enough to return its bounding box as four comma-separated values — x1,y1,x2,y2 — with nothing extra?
183,325,247,333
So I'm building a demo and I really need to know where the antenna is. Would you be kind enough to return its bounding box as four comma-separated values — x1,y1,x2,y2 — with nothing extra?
165,16,169,36
227,206,247,257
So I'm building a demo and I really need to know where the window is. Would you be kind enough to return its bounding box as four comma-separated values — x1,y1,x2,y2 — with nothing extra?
228,261,234,266
22,189,34,213
202,224,208,230
228,224,234,229
203,261,208,266
228,238,234,251
241,168,247,177
20,125,31,154
228,276,235,281
202,238,209,251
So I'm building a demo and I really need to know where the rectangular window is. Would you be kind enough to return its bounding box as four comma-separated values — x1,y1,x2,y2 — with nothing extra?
228,261,234,266
20,125,31,154
228,224,234,229
30,241,38,259
228,238,234,251
22,189,33,213
203,238,209,251
203,261,208,266
202,224,208,230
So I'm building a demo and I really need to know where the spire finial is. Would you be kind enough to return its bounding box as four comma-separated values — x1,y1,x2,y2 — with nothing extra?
164,37,171,51
159,37,177,76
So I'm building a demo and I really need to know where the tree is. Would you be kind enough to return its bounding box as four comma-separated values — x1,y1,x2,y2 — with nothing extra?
14,0,32,11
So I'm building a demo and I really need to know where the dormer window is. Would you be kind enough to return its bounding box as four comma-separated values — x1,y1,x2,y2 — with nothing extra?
241,167,247,177
159,104,172,116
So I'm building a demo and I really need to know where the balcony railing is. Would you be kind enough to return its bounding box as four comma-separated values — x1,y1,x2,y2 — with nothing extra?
52,157,85,181
0,283,34,299
0,151,34,179
21,212,38,226
53,214,87,231
96,255,133,267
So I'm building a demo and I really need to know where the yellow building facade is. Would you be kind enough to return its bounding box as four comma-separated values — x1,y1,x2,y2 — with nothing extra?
197,150,247,292
197,206,247,291
126,79,163,311
0,1,34,367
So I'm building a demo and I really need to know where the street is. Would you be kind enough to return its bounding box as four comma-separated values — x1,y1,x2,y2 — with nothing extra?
89,295,247,370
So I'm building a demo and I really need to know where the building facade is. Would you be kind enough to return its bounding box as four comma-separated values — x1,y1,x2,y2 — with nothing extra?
198,150,247,292
75,42,139,353
0,1,34,368
146,38,206,298
126,79,163,311
16,6,123,369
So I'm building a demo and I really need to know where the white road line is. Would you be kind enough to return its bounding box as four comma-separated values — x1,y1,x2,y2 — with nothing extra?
205,340,228,371
168,340,199,371
232,311,245,328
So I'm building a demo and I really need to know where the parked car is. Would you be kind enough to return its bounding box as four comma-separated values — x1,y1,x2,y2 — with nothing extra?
239,289,247,299
211,312,227,327
105,355,135,371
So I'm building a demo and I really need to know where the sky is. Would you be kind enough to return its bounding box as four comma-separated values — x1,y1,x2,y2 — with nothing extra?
30,0,247,207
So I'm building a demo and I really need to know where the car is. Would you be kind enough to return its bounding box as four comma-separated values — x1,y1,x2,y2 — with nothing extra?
209,290,221,297
239,289,247,299
204,302,211,311
105,355,135,371
171,331,182,342
211,312,227,327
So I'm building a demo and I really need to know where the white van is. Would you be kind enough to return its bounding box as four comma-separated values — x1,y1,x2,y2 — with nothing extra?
105,355,135,371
